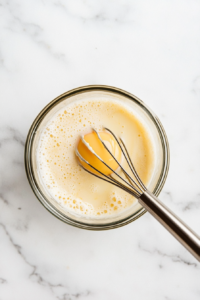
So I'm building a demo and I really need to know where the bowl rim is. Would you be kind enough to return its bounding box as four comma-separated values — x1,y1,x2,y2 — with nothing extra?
24,85,170,230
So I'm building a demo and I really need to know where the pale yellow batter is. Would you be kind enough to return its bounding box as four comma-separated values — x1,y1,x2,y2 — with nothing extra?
37,99,155,217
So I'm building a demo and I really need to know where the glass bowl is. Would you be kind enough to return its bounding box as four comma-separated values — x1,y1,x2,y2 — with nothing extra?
24,85,170,230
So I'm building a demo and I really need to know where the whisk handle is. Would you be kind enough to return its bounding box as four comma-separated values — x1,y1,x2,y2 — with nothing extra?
139,191,200,261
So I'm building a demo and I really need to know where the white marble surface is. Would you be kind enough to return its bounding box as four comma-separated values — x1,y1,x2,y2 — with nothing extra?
0,0,200,299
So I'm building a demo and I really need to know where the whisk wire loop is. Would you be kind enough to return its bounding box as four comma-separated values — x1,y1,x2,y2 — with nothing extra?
76,128,148,198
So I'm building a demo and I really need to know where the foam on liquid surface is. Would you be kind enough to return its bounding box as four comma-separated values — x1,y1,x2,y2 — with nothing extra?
37,99,155,218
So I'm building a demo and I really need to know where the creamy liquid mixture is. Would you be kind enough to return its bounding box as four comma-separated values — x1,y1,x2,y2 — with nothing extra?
37,99,155,218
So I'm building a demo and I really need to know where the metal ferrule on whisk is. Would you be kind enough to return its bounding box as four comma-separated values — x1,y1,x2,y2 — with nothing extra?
76,128,200,262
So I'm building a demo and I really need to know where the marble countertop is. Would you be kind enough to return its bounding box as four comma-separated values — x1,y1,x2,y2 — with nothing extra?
0,1,200,299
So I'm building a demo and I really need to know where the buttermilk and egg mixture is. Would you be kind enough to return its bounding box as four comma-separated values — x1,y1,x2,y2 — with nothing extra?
37,99,155,218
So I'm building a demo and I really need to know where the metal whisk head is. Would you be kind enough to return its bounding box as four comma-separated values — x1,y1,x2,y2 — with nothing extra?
76,127,147,199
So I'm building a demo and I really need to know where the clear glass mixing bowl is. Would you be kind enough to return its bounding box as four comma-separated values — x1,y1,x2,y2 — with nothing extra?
24,85,170,230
